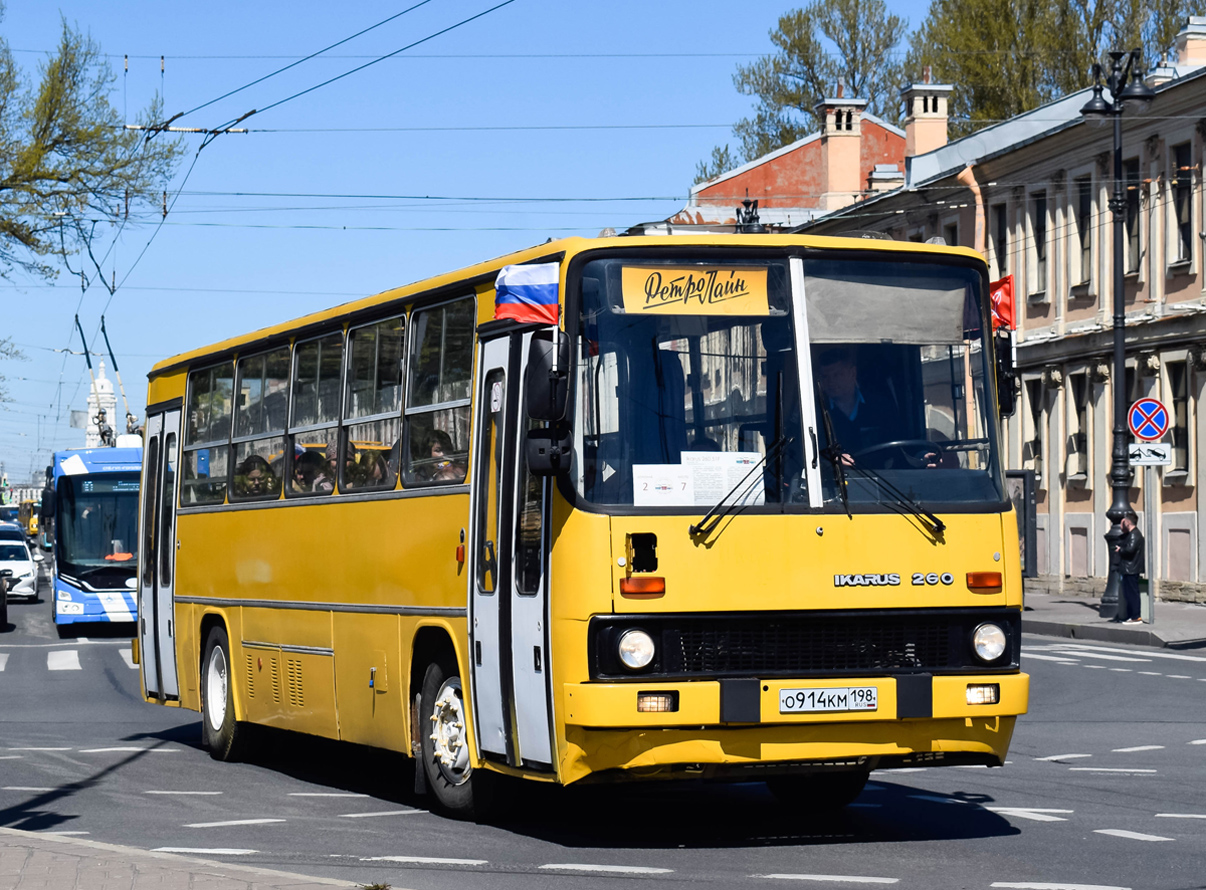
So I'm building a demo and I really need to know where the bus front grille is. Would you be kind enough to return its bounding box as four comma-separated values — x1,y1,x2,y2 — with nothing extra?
590,608,1020,679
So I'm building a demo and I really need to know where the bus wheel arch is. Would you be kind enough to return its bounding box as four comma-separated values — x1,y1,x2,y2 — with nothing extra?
410,625,493,820
199,617,251,762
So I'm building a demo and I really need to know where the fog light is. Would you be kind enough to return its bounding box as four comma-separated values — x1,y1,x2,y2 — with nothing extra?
617,629,656,670
637,691,678,712
966,683,1000,705
972,623,1007,662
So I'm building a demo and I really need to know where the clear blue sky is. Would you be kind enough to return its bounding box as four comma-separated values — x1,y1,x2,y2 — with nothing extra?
0,0,931,483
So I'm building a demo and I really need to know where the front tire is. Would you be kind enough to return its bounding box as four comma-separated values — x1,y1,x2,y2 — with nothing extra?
419,659,492,820
768,769,870,810
201,625,251,761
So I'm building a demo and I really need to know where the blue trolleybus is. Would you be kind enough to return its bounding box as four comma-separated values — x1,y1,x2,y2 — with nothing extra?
48,447,142,627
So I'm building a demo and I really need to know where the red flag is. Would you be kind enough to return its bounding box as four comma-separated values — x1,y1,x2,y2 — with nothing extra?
990,274,1014,330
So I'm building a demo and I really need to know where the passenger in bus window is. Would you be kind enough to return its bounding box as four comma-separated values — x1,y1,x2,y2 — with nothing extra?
421,429,466,483
293,450,325,492
235,455,276,498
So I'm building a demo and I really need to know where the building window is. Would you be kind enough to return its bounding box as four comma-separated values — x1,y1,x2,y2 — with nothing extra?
1031,193,1048,293
1075,176,1092,285
943,221,959,248
1066,372,1089,480
1124,159,1140,273
1024,378,1043,482
1172,142,1193,265
991,203,1008,280
1167,360,1190,473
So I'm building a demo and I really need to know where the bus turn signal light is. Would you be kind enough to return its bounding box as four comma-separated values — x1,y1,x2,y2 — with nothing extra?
620,576,665,598
966,571,1002,590
637,691,678,712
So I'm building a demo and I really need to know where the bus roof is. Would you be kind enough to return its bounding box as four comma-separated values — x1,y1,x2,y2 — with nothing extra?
54,447,143,477
148,232,985,379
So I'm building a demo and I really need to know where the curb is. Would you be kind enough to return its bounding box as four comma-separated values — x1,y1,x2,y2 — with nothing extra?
1022,617,1206,649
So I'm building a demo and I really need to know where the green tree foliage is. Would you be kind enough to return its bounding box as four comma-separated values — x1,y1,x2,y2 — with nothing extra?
908,0,1194,136
0,16,181,282
695,0,907,184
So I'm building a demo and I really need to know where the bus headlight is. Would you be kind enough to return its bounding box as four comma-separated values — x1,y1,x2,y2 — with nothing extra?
617,629,656,670
972,623,1007,662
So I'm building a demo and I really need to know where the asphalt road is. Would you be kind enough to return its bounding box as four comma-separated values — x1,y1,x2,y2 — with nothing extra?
2,585,1205,890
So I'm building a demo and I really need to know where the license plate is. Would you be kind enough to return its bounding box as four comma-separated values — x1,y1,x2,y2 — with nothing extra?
779,686,878,713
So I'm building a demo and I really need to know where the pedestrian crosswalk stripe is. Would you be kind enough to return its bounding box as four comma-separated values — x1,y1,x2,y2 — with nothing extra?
0,653,8,671
119,649,136,669
47,650,81,671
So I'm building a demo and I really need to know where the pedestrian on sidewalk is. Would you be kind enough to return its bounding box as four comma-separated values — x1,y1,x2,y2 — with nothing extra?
1113,510,1145,624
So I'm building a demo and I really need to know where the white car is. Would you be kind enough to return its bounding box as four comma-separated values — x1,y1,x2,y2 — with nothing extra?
0,540,40,601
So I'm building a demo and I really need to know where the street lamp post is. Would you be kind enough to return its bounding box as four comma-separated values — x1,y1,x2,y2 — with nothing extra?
1080,52,1155,620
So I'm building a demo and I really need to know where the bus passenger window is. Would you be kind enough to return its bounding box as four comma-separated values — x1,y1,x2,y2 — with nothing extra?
404,297,474,486
182,362,234,505
343,316,404,492
288,332,344,497
231,346,289,502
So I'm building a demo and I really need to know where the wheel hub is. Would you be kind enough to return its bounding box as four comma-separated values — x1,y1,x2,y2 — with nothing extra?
428,678,470,785
206,646,228,732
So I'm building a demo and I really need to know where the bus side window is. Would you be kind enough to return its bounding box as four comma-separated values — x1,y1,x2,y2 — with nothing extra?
182,362,233,505
404,297,474,487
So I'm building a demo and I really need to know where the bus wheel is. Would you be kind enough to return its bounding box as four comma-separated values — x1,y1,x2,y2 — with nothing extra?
419,660,492,820
767,770,870,810
202,626,251,762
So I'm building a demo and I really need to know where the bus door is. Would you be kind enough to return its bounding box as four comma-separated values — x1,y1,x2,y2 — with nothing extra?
139,407,181,700
468,329,555,769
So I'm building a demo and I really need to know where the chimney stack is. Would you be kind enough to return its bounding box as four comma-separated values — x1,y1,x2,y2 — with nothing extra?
815,86,868,211
901,67,953,158
1175,16,1206,66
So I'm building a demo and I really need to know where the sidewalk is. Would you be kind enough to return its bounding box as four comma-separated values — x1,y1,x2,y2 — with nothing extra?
1023,588,1206,649
0,827,375,890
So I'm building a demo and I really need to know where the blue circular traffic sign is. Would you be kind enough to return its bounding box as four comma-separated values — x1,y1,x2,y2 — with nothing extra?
1128,398,1169,442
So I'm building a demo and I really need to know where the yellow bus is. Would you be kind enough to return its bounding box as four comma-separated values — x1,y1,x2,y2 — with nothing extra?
137,234,1028,818
18,499,38,539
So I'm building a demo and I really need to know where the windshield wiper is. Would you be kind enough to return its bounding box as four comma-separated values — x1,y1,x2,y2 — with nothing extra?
846,464,946,536
814,383,851,519
689,435,789,538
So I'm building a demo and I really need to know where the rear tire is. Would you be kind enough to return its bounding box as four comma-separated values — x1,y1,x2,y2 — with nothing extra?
768,769,870,810
419,659,493,820
201,625,251,761
1,582,9,631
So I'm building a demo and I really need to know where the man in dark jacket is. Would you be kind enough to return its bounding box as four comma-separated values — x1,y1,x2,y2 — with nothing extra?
1113,510,1145,624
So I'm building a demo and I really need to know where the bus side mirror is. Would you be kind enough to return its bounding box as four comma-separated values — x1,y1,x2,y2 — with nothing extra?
526,331,569,422
526,428,572,477
994,331,1018,419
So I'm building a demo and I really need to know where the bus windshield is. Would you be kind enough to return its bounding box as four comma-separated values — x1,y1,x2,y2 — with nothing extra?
57,473,140,585
573,254,1002,510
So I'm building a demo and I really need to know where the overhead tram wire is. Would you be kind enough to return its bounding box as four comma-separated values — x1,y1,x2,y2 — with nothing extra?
171,0,439,123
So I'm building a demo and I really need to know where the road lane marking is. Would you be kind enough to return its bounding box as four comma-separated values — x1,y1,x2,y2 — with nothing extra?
1083,665,1106,669
1051,650,1150,663
47,650,81,671
145,791,223,796
0,654,8,671
289,792,369,797
1191,739,1206,745
1036,754,1091,761
1093,828,1173,841
38,831,89,836
6,747,70,751
1111,745,1163,752
1057,643,1206,662
754,876,898,884
992,883,1131,890
1155,813,1206,819
362,856,487,866
908,794,969,804
184,819,286,828
881,767,926,773
78,747,179,753
984,807,1073,822
338,810,422,818
1138,672,1162,676
154,848,257,855
1166,674,1191,679
540,864,674,874
1069,768,1156,773
1020,653,1079,663
3,787,54,792
119,649,136,669
0,756,22,760
1108,668,1132,672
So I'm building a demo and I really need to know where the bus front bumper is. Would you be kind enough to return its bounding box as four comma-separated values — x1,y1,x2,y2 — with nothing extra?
558,672,1028,784
54,585,137,625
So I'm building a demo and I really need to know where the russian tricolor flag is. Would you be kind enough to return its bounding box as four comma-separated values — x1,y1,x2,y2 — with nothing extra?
494,262,559,325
